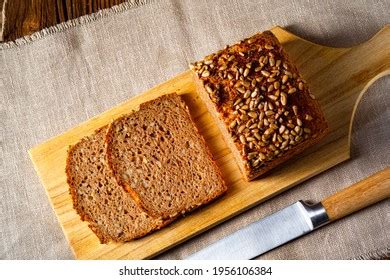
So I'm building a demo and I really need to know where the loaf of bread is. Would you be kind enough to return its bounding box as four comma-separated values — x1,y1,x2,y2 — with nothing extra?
66,127,170,243
191,31,328,181
105,93,227,219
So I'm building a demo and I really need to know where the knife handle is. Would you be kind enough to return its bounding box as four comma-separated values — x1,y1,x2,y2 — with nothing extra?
321,168,390,221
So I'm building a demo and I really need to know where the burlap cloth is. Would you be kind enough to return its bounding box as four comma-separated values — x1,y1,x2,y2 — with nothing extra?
0,0,389,259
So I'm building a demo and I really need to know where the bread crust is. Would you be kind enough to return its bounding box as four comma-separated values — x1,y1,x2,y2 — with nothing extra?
191,31,328,181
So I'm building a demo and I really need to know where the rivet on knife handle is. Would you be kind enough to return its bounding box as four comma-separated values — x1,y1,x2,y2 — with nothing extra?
321,167,390,221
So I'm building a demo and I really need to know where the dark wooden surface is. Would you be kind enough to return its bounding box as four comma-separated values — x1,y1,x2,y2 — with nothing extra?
1,0,127,42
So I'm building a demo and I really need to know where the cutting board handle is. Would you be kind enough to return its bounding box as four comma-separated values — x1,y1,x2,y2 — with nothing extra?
338,25,390,148
321,168,390,221
347,24,390,86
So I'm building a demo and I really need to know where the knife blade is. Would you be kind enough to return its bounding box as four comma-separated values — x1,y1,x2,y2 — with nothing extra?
186,200,328,260
186,168,390,260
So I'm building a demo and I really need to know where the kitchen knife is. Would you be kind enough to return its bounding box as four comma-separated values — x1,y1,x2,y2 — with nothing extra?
186,168,390,260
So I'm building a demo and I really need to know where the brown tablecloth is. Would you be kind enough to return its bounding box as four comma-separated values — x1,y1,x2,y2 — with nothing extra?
0,0,389,259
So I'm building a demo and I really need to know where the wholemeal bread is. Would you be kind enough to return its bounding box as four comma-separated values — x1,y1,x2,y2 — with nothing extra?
66,127,169,243
191,31,328,181
105,93,227,219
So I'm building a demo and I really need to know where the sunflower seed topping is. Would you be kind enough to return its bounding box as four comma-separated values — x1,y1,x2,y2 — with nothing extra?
305,114,313,121
237,87,246,94
205,84,213,94
230,119,238,129
202,70,210,77
243,68,250,77
261,70,270,77
288,87,297,94
248,112,258,118
280,92,287,106
191,32,322,171
292,105,298,116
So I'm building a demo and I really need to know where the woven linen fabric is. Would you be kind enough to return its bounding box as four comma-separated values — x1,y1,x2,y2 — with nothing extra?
0,0,389,259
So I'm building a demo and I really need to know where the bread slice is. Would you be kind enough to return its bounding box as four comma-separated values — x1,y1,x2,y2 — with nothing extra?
66,127,169,243
105,93,227,219
191,31,328,181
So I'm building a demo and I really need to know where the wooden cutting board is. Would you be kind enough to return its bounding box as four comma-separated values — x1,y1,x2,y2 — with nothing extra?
28,25,390,259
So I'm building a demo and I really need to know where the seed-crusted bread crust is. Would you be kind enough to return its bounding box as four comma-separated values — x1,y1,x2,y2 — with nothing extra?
105,93,227,219
66,127,170,243
191,31,328,181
